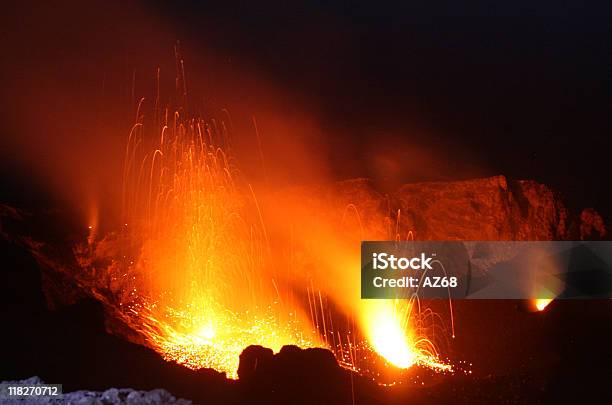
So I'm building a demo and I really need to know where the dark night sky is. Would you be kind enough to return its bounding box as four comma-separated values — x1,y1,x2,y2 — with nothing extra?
155,1,612,217
1,1,611,219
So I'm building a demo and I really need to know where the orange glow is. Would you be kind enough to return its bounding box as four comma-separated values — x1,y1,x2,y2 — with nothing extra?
76,111,454,381
533,298,553,311
359,300,451,372
112,109,321,378
71,71,452,380
363,301,416,368
107,109,453,378
261,191,452,375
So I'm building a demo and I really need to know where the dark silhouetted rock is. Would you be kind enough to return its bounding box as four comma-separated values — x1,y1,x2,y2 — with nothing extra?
237,345,381,404
237,345,274,382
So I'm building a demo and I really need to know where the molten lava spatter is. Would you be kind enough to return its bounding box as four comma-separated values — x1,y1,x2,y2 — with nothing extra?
533,298,553,311
115,110,320,378
75,83,452,380
360,300,451,373
133,299,316,378
368,308,415,368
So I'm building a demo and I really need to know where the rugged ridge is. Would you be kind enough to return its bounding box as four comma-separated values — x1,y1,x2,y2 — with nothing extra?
0,175,609,404
275,175,605,241
1,175,605,323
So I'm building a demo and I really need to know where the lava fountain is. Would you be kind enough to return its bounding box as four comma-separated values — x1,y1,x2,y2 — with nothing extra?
72,64,452,380
104,104,320,378
267,190,452,376
532,298,553,312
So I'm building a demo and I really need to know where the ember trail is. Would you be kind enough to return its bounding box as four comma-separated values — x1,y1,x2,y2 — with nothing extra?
77,70,451,380
94,103,321,379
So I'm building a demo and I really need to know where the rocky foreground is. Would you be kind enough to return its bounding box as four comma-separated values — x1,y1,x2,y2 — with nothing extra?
1,176,610,404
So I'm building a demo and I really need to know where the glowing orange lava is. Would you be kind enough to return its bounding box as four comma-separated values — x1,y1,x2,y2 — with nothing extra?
367,306,416,368
533,298,553,311
79,78,452,380
360,300,452,373
116,107,320,378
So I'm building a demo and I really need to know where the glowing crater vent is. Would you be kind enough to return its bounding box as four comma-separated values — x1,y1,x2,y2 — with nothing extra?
116,109,320,379
533,298,553,311
369,312,415,368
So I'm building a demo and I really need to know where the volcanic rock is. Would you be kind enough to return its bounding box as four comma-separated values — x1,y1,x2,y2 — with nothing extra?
395,176,568,240
237,345,380,404
5,175,603,317
274,175,605,241
237,345,275,382
0,174,610,404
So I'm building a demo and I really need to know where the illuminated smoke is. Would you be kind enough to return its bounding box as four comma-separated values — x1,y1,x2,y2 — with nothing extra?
102,101,321,378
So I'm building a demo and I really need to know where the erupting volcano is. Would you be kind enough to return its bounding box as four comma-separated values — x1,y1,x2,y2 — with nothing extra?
71,89,451,381
4,61,608,401
2,3,612,403
92,108,320,378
